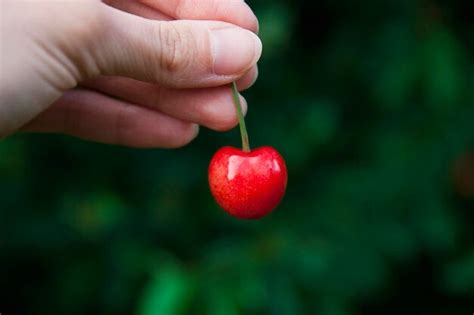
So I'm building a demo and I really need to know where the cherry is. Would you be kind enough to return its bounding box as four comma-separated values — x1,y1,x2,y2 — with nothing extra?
208,82,287,219
209,145,287,219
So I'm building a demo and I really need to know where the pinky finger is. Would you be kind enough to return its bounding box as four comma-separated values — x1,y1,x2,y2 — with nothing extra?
21,89,199,148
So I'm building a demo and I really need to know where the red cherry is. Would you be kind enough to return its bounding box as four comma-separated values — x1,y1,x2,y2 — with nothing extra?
208,146,287,219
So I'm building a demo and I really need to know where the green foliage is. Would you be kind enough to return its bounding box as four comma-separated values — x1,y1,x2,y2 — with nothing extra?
138,260,193,315
2,1,474,314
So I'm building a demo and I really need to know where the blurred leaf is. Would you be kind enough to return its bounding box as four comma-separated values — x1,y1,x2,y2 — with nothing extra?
443,250,474,295
0,138,26,176
137,262,193,315
258,3,294,58
60,191,126,238
371,19,419,109
422,27,466,110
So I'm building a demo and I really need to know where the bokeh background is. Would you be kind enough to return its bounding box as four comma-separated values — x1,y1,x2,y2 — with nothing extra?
1,0,474,314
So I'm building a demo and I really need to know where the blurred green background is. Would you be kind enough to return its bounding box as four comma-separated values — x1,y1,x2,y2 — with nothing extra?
2,0,474,314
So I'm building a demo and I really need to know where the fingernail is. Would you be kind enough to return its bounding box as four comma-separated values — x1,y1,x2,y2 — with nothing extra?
210,28,262,76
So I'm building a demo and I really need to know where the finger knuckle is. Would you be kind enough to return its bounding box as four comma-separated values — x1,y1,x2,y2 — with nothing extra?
157,23,192,75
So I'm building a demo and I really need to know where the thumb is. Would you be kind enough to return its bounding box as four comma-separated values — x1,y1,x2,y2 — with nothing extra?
93,6,262,88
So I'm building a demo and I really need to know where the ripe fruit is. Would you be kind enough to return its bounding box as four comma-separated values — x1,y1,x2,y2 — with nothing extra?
208,82,287,219
208,146,287,219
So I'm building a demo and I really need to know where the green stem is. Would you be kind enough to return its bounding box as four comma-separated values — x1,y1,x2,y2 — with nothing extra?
230,82,250,152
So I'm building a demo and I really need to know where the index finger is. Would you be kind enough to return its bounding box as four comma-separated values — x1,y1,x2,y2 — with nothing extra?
140,0,259,33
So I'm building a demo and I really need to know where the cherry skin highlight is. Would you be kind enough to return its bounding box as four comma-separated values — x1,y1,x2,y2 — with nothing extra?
208,146,287,219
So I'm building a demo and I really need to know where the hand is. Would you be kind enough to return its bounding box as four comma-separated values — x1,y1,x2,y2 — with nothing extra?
0,0,261,147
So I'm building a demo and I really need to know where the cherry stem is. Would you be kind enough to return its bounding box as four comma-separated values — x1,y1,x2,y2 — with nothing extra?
230,82,250,152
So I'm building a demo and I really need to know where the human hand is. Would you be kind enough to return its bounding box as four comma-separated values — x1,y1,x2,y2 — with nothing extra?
0,0,261,147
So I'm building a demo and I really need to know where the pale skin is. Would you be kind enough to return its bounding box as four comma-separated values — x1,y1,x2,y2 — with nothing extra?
0,0,261,147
